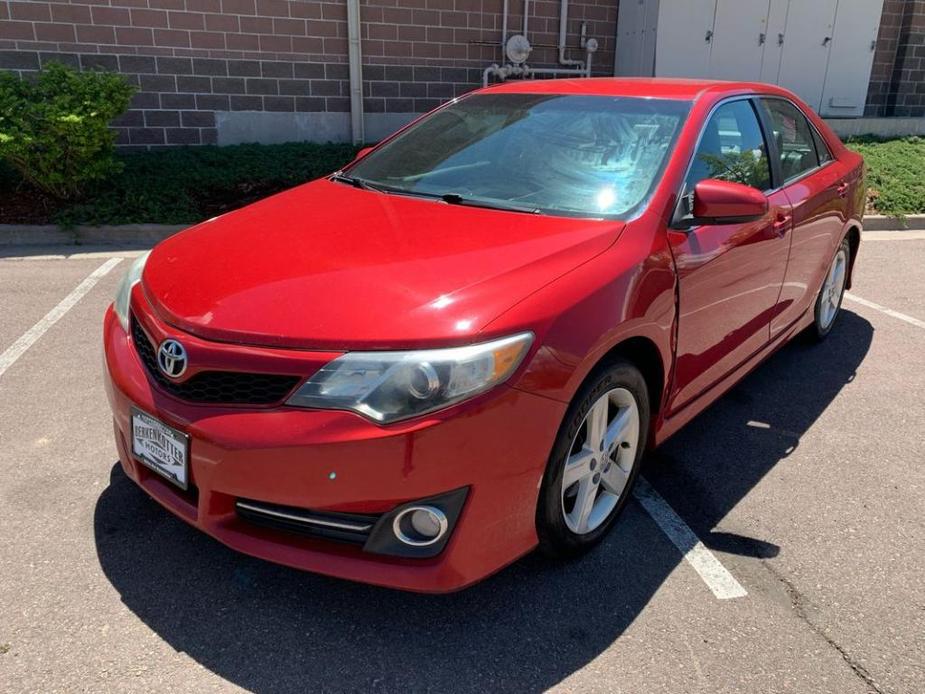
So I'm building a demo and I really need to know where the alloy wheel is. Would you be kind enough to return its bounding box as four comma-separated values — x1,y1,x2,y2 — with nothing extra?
819,246,848,330
560,387,640,535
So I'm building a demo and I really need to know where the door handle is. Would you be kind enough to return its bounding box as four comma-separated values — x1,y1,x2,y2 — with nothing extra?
773,213,791,236
836,182,849,198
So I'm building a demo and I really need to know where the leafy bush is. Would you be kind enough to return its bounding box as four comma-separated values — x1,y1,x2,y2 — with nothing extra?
54,142,360,226
0,62,134,199
846,136,925,218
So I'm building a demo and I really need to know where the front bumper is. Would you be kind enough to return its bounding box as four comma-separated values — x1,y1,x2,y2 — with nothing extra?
102,304,566,593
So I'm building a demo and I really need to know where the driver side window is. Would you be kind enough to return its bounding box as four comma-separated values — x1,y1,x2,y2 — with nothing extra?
685,100,771,196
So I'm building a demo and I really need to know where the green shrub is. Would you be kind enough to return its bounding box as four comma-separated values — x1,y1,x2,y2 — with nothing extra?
54,141,361,226
846,136,925,218
0,62,135,199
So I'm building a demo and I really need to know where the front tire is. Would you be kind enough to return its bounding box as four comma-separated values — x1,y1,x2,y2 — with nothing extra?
811,237,850,340
536,360,650,558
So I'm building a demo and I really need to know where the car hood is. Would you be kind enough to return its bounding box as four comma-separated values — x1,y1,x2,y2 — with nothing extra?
142,179,624,349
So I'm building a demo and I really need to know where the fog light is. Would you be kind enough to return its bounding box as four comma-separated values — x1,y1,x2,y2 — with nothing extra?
364,488,468,558
393,505,448,546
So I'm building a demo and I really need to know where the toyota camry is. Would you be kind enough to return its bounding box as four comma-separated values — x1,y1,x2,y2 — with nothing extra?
103,78,864,592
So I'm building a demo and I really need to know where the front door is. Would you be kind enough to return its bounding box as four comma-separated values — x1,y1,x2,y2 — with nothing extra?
668,98,791,413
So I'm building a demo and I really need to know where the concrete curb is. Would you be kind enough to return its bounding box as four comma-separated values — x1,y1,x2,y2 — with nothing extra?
2,217,923,247
0,224,186,246
862,215,925,231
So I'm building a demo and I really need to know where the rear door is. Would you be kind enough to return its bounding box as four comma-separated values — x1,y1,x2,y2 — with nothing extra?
667,98,791,413
758,97,851,338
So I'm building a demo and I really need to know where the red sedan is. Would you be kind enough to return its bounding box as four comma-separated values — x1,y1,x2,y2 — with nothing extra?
103,78,864,593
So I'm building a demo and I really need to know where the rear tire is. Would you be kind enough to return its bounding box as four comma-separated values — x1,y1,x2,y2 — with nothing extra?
536,360,650,559
811,237,850,340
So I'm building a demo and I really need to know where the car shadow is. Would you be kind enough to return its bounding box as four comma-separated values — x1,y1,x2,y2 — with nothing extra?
93,311,873,693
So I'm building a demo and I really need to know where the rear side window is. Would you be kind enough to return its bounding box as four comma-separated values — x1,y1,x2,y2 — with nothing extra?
811,127,832,164
684,99,771,194
761,99,820,182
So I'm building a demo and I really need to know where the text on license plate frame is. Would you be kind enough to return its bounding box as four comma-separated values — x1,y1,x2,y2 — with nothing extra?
131,407,190,490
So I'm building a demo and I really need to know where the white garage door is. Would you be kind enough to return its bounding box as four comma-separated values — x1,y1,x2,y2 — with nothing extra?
820,0,884,116
708,0,771,82
615,0,661,77
775,0,838,110
654,0,717,78
630,0,883,116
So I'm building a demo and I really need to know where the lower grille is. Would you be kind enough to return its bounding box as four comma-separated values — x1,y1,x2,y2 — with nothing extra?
235,498,381,545
131,315,302,405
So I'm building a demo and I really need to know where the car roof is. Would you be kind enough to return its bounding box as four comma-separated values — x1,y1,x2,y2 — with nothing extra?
480,77,787,102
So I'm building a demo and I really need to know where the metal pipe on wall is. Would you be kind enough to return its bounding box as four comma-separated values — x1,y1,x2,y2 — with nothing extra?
484,0,594,86
501,0,509,62
558,0,585,67
346,0,364,145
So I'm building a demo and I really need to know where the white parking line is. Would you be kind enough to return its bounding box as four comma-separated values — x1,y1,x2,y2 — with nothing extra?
0,257,123,379
844,293,925,330
0,249,147,262
633,477,748,600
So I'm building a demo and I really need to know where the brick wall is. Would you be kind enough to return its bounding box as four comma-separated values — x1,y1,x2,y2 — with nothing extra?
0,0,618,147
866,0,925,117
4,0,916,147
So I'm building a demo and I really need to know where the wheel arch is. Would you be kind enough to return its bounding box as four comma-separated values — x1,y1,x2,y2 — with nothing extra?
587,334,668,443
844,223,861,290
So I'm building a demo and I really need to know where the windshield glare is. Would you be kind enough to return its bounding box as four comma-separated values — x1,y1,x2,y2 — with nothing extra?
346,93,690,218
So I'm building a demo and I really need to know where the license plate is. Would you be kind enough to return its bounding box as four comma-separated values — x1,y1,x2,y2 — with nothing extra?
131,407,190,490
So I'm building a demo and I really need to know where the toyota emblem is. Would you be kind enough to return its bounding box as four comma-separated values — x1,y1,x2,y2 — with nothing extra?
157,339,188,378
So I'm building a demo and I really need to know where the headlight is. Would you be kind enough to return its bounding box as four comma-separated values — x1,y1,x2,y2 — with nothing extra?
113,251,150,331
286,332,534,423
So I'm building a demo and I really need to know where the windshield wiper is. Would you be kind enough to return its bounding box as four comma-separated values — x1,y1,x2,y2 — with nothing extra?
331,175,540,214
331,173,435,199
439,193,540,215
330,172,384,191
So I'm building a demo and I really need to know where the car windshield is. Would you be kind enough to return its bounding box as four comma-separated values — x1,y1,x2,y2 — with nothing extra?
344,93,690,218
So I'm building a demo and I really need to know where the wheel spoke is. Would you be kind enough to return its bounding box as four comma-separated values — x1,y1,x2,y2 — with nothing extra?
832,261,845,290
563,447,595,488
602,406,633,458
600,460,629,496
585,396,609,452
572,476,599,533
830,260,846,308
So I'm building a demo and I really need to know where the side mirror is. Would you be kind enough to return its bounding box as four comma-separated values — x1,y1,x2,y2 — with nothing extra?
692,179,768,224
353,145,374,161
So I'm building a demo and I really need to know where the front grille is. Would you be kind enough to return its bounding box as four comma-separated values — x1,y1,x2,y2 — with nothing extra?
131,315,302,405
235,498,381,545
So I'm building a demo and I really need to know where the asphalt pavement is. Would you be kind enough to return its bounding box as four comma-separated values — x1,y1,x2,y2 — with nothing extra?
0,234,922,693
